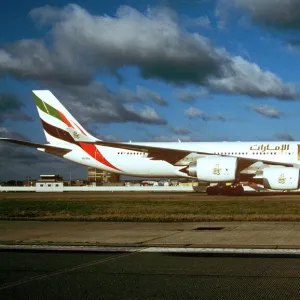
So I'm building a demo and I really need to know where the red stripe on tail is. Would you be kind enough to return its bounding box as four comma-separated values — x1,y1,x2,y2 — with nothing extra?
79,143,122,171
58,110,121,172
58,111,73,128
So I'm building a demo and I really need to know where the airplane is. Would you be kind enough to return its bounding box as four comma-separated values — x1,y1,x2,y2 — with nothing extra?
0,90,300,195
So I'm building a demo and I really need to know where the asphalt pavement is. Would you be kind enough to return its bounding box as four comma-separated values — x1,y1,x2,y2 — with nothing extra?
1,250,300,300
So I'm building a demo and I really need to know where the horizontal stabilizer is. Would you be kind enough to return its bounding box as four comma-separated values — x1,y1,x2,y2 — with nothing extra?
0,138,72,156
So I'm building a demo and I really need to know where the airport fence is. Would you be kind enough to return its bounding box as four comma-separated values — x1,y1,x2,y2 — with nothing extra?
0,186,206,193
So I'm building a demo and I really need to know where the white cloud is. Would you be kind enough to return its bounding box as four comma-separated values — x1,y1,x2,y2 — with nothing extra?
246,103,282,118
173,89,210,103
49,81,167,125
0,4,297,100
274,132,295,141
234,0,300,30
170,126,191,135
136,86,168,106
187,16,211,28
184,107,206,119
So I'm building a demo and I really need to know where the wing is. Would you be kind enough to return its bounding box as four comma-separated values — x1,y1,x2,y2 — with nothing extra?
92,140,294,168
93,140,204,165
0,138,72,156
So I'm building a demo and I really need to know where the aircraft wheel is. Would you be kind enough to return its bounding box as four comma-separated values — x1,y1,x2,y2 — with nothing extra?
206,186,221,195
220,186,232,195
221,185,244,196
233,185,244,195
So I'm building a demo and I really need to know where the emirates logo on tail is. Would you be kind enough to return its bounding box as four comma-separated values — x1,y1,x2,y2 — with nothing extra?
72,131,80,139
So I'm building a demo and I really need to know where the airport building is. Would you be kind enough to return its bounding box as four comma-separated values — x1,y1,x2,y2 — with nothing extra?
87,167,120,185
39,175,63,182
36,175,64,192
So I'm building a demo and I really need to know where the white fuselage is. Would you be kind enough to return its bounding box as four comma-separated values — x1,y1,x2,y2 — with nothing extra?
61,141,300,178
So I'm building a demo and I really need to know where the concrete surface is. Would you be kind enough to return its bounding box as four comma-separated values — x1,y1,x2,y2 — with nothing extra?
1,221,300,249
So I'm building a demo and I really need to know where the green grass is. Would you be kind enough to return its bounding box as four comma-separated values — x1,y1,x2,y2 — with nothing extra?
1,193,300,221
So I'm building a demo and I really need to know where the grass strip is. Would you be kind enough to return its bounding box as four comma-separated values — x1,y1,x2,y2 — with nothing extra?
1,197,300,221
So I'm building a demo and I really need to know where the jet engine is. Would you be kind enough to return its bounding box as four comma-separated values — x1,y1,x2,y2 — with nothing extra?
186,156,238,182
263,167,300,190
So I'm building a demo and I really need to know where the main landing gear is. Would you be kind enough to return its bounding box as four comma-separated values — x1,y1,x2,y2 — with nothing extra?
206,184,244,196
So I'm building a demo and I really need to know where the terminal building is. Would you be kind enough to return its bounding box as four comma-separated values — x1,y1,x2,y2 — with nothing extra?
87,167,120,185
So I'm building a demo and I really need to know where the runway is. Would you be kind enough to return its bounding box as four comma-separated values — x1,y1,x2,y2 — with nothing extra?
1,250,300,299
2,220,300,249
2,218,300,299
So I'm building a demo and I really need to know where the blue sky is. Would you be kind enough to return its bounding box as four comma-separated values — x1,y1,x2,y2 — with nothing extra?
1,0,300,180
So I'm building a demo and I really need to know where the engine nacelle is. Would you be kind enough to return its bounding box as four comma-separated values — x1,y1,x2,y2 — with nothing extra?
187,156,238,182
263,167,300,190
